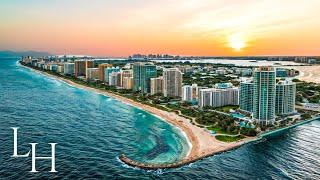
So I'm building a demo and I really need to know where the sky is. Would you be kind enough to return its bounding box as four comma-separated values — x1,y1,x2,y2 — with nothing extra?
1,0,320,57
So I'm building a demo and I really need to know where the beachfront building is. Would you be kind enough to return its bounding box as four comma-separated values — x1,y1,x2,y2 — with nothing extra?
239,80,254,113
133,63,157,93
98,63,112,81
63,63,75,76
253,67,276,126
74,60,86,77
275,80,296,115
182,84,198,102
86,68,99,81
150,77,163,95
163,68,182,98
104,67,120,83
50,64,58,72
22,56,32,64
36,61,45,69
109,72,118,86
109,71,122,87
198,87,239,108
121,70,133,86
86,60,95,69
74,60,94,78
57,65,64,74
123,77,134,90
212,88,239,107
199,89,213,107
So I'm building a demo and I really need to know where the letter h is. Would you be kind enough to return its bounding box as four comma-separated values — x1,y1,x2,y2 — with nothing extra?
29,143,57,173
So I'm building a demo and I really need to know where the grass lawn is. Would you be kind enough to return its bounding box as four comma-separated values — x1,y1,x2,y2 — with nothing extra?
215,105,239,113
215,135,246,142
207,126,238,135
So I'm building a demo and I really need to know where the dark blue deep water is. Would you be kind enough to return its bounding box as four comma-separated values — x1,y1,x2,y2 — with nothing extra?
0,58,319,179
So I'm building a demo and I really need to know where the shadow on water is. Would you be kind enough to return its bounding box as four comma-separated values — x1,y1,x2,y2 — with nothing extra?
145,135,170,160
263,129,292,140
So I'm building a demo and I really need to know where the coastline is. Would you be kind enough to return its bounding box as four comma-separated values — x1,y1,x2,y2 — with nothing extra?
19,62,320,170
19,63,193,158
19,62,257,168
291,65,320,84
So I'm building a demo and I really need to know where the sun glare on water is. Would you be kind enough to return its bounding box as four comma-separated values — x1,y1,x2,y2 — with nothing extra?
229,34,246,51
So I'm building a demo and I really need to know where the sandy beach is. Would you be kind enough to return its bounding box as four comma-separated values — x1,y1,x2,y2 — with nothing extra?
22,64,255,166
291,65,320,84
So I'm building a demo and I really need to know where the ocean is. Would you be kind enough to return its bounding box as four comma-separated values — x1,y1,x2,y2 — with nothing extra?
0,58,319,179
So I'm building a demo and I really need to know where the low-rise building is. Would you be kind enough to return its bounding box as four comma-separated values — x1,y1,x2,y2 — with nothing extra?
276,68,288,77
216,68,226,75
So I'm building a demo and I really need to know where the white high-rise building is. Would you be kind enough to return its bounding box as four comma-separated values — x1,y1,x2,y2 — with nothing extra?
199,89,213,107
182,84,198,102
198,87,239,108
86,68,99,81
121,70,133,82
163,68,182,97
123,77,134,89
150,77,163,95
211,88,239,107
109,71,122,86
63,63,75,75
275,80,296,115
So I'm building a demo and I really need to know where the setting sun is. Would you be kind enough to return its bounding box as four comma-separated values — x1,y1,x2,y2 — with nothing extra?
229,34,246,51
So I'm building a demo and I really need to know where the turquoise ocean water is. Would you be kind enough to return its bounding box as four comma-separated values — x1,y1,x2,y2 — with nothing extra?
0,58,319,179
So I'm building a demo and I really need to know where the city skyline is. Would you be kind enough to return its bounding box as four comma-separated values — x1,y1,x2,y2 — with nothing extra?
1,0,320,56
17,53,320,176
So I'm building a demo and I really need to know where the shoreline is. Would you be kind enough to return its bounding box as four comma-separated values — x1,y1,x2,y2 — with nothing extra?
21,62,319,169
22,63,194,157
19,63,193,159
19,62,256,167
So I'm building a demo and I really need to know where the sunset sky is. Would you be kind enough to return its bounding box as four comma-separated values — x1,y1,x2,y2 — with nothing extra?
1,0,320,57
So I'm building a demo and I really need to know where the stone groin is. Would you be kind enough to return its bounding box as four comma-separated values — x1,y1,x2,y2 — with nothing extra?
119,145,242,170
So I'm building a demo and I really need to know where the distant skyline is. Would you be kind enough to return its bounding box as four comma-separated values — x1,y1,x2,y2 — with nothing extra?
1,0,320,57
